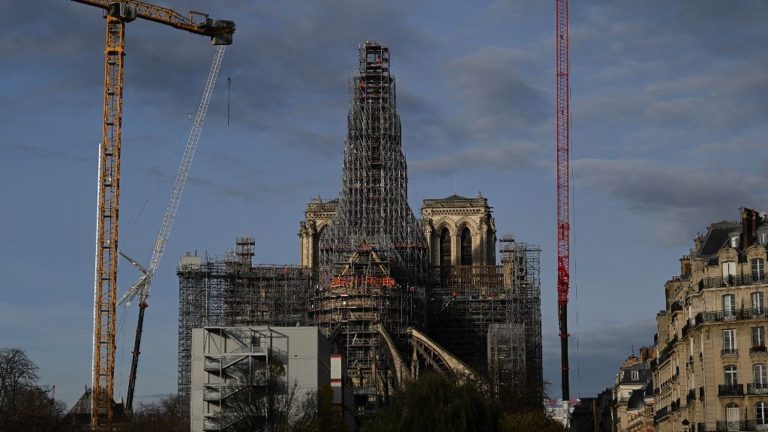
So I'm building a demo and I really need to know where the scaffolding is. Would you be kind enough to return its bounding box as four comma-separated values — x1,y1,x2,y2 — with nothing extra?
428,235,542,398
177,238,311,401
313,41,428,409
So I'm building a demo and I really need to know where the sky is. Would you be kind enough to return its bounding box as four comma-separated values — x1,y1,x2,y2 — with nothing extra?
1,0,767,408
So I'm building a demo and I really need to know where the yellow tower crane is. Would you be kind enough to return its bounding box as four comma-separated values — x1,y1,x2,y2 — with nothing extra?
71,1,234,430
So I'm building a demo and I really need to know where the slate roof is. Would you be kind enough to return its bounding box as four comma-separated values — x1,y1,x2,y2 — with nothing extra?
697,221,740,257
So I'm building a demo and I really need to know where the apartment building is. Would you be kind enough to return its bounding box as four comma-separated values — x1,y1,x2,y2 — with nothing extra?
653,208,768,432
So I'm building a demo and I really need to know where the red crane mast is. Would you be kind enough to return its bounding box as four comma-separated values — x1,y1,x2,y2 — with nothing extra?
555,0,571,404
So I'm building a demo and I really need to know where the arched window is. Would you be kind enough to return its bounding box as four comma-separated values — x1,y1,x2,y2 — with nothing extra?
440,228,451,268
460,227,472,265
756,402,768,426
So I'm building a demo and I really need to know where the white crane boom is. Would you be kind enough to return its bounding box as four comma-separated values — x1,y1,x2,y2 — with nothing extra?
120,45,226,306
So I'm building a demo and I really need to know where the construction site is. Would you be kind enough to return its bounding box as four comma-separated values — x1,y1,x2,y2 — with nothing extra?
50,0,562,429
176,42,544,422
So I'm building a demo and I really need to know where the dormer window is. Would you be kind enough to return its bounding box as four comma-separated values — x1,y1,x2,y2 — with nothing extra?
631,370,639,381
731,235,741,248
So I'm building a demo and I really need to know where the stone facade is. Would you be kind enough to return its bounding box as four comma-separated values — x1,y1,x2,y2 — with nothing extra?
299,193,498,273
653,208,768,432
612,350,655,432
420,194,496,267
298,197,338,282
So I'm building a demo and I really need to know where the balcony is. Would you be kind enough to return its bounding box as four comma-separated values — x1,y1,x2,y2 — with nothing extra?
752,346,768,354
718,384,744,397
697,308,768,325
714,420,768,431
654,406,669,422
747,382,768,395
721,348,739,356
702,274,768,289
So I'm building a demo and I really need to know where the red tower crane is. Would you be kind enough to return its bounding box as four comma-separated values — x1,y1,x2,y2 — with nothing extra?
555,0,571,406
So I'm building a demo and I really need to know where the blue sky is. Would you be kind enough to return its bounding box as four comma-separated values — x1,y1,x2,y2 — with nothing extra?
1,0,767,407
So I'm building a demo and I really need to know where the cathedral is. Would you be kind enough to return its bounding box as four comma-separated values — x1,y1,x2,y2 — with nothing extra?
179,42,542,418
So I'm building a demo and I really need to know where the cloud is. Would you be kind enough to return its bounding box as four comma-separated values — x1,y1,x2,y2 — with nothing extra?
573,158,768,244
0,142,91,164
445,46,550,132
410,141,541,176
543,319,656,397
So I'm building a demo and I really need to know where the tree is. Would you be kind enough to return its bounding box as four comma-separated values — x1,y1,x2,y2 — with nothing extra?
0,347,68,432
361,373,567,432
129,394,189,432
211,356,324,432
362,373,505,432
0,347,39,414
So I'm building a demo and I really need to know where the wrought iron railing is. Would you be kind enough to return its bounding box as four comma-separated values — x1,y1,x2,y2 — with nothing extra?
702,274,767,289
747,382,768,395
718,383,743,396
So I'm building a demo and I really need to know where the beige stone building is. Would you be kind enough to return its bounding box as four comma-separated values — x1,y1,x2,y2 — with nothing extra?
612,349,655,432
653,208,768,432
421,194,496,267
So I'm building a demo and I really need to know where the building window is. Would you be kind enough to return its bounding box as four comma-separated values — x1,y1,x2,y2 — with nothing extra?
754,364,768,390
753,292,765,316
631,370,639,381
723,294,737,317
724,365,739,387
753,327,766,351
439,228,451,268
761,232,768,246
757,402,768,426
723,261,737,285
723,329,737,354
460,227,472,265
754,259,765,282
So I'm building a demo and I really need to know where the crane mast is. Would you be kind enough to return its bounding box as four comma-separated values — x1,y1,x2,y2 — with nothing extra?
555,0,571,407
73,1,234,430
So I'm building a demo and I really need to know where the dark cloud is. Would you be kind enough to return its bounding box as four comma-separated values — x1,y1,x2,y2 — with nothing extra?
543,319,657,397
446,46,550,132
573,158,768,244
410,141,541,176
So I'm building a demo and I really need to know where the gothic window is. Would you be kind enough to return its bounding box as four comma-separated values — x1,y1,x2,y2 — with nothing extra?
460,227,472,265
440,228,451,268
